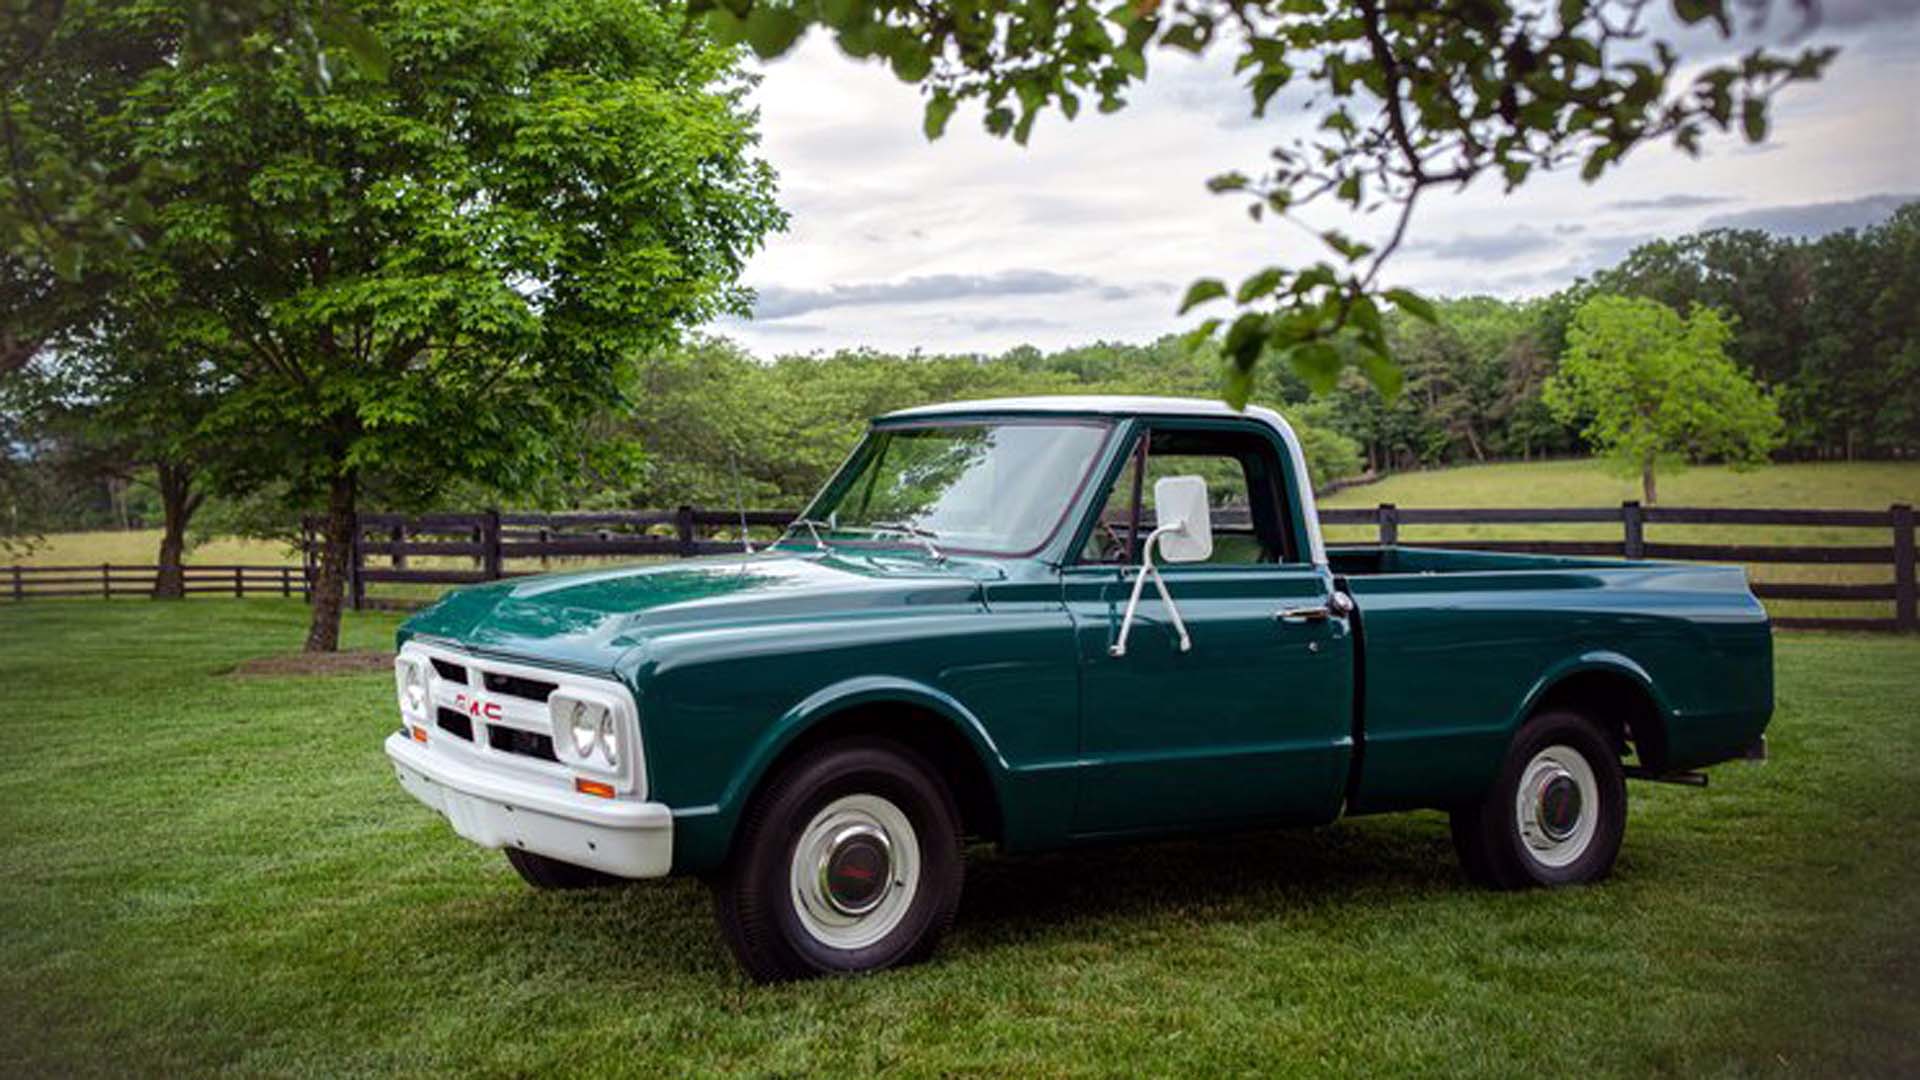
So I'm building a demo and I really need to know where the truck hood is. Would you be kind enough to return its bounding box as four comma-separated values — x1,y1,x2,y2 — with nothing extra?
399,548,998,673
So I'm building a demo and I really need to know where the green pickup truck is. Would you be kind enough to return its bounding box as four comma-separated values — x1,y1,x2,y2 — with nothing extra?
386,396,1772,981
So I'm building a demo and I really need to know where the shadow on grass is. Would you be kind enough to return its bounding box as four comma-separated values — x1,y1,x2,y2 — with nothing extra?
421,816,1470,985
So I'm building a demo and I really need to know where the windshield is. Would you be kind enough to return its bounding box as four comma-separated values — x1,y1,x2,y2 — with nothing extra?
796,421,1111,556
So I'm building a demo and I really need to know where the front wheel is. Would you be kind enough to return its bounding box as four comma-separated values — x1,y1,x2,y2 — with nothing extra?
504,847,622,890
1450,709,1627,889
714,739,963,982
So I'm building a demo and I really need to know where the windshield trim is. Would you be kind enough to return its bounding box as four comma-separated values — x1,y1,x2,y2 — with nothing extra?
788,417,1117,560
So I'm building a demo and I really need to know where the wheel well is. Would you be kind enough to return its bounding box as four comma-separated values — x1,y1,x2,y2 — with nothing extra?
757,702,1004,845
1530,670,1670,771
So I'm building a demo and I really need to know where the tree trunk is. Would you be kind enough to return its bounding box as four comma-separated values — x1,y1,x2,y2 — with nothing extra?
1641,454,1658,506
151,463,201,599
304,470,357,653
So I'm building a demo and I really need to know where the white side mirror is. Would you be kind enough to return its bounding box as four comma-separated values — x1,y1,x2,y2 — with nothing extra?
1152,475,1213,564
1109,475,1212,657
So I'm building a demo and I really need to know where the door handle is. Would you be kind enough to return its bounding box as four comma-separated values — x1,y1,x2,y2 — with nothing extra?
1274,592,1353,624
1274,605,1330,623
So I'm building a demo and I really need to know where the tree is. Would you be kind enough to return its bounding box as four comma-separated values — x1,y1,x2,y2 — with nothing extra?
25,306,240,597
1543,295,1780,504
43,0,782,649
691,0,1830,403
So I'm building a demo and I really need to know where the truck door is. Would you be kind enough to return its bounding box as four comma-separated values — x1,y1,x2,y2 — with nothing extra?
1065,420,1356,835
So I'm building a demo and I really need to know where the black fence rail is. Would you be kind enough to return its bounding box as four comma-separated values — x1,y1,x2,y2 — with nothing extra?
4,563,313,600
12,501,1914,633
1317,501,1916,632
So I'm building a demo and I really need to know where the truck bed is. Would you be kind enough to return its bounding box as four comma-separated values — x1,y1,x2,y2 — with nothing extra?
1326,545,1773,816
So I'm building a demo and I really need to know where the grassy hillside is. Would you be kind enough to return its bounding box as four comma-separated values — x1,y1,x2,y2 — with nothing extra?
1,602,1915,1075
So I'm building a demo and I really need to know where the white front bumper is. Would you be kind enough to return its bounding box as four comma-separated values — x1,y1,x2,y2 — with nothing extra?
385,732,673,878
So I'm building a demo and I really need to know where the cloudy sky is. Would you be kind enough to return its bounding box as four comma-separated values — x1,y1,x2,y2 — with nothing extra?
715,2,1920,356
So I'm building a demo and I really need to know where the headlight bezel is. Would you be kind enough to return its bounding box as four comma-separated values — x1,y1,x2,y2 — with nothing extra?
394,655,429,719
547,687,633,783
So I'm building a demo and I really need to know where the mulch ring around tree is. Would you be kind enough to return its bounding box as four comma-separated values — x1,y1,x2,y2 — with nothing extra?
227,650,392,678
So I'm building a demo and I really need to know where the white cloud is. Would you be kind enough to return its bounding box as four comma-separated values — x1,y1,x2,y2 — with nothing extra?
717,16,1920,352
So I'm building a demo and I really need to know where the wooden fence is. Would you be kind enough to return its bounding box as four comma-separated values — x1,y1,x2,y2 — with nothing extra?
5,563,312,600
9,501,1915,633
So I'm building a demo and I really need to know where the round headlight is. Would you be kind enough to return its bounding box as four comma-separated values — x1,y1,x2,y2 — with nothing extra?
397,659,427,713
566,700,600,758
598,709,619,766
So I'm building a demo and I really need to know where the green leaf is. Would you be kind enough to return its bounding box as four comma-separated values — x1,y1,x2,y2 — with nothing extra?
705,8,749,46
1287,342,1343,393
745,7,806,58
1359,349,1405,401
1179,278,1229,315
1206,171,1249,193
1741,98,1768,142
1236,267,1285,304
890,47,931,82
1223,311,1270,374
1179,318,1222,353
923,94,957,140
1382,288,1437,323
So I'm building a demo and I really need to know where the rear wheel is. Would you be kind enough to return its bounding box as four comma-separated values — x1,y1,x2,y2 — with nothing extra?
504,847,622,890
1450,709,1627,889
714,739,963,982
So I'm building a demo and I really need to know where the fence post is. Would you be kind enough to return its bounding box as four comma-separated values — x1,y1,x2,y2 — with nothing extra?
1378,503,1398,547
11,565,21,601
348,515,365,612
234,566,244,598
391,524,407,570
676,505,696,558
483,508,504,580
1894,503,1916,633
102,562,110,599
539,527,551,569
281,566,292,597
1621,501,1645,560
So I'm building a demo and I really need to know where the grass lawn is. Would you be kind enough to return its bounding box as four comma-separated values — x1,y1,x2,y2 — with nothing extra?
1320,458,1920,512
2,602,1915,1076
6,529,298,567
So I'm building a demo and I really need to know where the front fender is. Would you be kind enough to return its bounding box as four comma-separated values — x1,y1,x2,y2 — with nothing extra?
667,675,1015,874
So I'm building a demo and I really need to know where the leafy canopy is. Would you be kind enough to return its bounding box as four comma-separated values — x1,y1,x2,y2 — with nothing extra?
1543,294,1780,500
690,0,1831,405
100,0,784,505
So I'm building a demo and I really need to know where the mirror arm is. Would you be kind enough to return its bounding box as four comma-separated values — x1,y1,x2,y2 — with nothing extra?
1109,524,1193,658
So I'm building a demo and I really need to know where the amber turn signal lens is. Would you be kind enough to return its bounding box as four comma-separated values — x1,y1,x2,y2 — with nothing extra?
574,777,615,799
409,725,428,743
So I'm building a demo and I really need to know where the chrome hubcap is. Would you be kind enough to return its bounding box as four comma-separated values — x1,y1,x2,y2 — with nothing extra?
790,794,920,950
818,824,892,916
1515,745,1600,868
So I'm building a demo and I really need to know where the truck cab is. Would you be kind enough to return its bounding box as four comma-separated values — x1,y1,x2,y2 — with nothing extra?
386,396,1772,982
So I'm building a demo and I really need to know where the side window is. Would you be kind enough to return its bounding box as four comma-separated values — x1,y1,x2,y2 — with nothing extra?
1079,424,1298,565
1080,436,1143,564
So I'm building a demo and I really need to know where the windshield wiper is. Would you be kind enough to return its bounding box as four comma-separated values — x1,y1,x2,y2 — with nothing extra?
866,520,945,562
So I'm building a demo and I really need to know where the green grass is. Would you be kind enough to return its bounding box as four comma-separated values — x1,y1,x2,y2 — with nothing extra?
1320,458,1920,511
2,602,1916,1076
8,529,297,567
